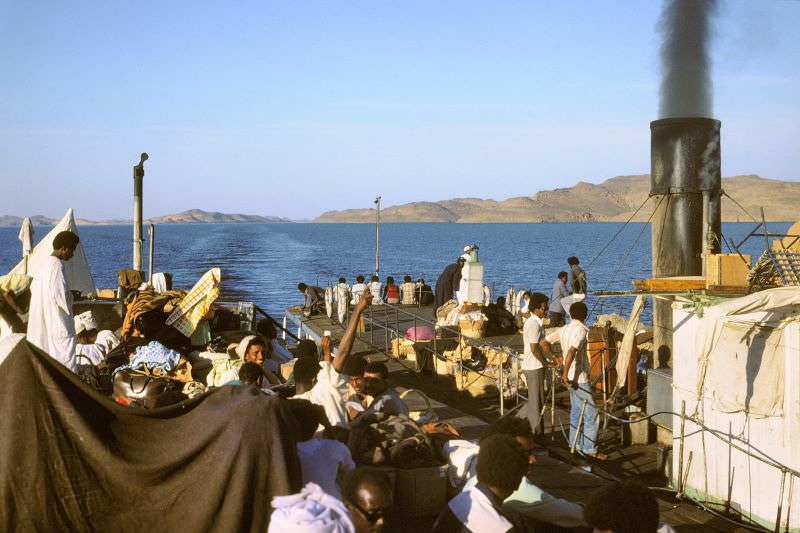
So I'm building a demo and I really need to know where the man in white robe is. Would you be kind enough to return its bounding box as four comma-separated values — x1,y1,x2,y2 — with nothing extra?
27,231,80,372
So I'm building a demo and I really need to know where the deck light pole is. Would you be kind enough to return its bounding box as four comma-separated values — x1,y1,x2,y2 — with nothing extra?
374,195,381,277
133,152,148,271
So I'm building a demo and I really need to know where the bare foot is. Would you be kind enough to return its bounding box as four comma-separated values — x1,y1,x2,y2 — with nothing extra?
585,452,609,460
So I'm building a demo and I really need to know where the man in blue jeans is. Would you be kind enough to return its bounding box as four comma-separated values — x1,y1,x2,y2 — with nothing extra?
560,302,607,460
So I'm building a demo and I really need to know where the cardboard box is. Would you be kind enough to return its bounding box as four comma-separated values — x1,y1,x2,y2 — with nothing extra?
392,464,449,517
705,253,751,288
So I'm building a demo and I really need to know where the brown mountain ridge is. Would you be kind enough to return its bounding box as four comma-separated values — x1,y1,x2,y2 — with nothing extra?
314,175,799,223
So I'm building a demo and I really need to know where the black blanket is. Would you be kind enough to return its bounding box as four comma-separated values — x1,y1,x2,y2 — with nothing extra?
0,337,301,532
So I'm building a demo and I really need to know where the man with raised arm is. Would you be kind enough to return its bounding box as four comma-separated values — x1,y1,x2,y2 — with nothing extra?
292,288,374,429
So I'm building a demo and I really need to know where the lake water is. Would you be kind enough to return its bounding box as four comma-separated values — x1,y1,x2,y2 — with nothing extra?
0,221,790,324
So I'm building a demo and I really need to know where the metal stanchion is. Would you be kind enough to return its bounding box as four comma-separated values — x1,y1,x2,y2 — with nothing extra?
282,316,287,341
784,474,795,533
776,469,787,533
498,353,504,416
677,400,687,496
600,345,608,429
550,366,556,439
571,399,589,454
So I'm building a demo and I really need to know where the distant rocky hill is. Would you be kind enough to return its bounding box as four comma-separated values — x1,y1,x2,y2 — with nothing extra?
144,209,289,224
314,175,799,223
0,209,290,226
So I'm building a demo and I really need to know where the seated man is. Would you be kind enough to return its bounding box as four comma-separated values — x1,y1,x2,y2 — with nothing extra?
415,278,434,306
74,310,107,365
341,467,393,533
290,399,355,500
433,434,528,533
400,275,416,305
584,481,677,533
360,361,409,417
484,296,518,336
450,416,586,529
350,275,367,305
298,282,324,317
228,334,282,385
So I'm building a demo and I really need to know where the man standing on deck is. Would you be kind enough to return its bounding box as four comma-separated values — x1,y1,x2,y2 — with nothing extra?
27,231,80,371
561,302,607,460
549,271,570,327
519,293,560,436
434,255,466,314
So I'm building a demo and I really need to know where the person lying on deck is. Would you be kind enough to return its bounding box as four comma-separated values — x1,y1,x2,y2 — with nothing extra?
444,416,587,530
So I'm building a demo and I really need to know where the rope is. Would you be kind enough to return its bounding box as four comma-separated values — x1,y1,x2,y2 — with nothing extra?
588,195,665,317
722,190,759,223
585,195,653,270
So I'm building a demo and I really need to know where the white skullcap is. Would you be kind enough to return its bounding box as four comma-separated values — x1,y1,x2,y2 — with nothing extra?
74,310,98,335
463,246,471,252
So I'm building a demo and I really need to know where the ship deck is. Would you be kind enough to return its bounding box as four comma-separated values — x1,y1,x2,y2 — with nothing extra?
284,303,758,532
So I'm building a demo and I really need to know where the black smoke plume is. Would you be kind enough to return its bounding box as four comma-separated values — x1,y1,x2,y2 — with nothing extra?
658,0,719,118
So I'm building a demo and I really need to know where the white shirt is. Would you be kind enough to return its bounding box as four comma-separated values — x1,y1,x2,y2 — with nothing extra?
368,281,383,304
448,485,515,533
293,361,349,428
95,329,120,352
560,320,590,383
27,256,77,371
521,314,545,371
297,438,355,500
75,343,106,366
350,283,367,304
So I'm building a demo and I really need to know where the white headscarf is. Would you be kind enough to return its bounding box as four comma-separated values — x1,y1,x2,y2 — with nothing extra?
227,335,258,359
74,310,98,335
269,482,355,533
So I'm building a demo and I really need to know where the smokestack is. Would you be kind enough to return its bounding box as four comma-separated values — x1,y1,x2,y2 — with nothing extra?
651,0,720,368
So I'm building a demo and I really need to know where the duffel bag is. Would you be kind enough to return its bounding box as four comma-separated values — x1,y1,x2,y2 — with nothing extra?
113,367,175,408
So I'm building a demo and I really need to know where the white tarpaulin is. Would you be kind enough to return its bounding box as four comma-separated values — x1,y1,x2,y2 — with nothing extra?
613,295,647,392
693,287,800,417
7,209,96,297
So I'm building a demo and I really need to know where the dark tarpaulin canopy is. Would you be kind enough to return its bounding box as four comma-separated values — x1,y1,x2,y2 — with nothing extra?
0,337,302,532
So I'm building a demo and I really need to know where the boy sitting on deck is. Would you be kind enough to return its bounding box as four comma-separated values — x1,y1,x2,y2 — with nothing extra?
290,398,355,501
444,416,586,530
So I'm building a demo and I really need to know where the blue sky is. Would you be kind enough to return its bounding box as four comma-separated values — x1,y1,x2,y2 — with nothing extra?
0,1,797,220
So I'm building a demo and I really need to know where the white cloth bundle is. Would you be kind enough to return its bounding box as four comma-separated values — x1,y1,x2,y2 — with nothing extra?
269,482,354,533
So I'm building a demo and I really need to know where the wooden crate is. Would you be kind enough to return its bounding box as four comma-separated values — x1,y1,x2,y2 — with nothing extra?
705,254,751,288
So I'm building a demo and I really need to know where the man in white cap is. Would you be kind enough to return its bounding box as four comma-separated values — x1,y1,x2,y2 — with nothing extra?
74,310,106,365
